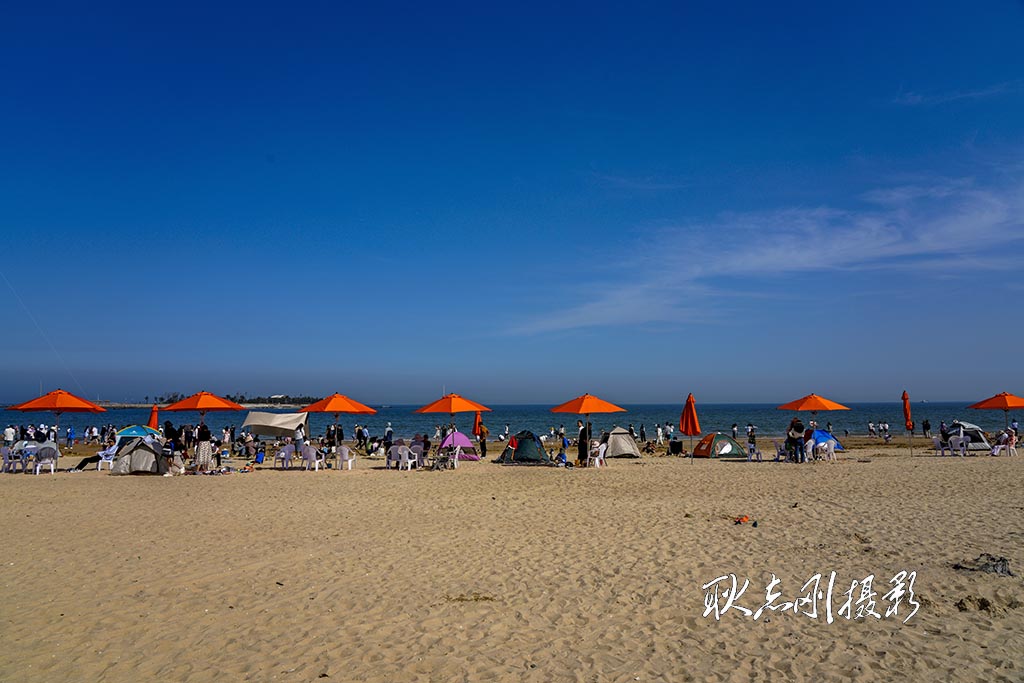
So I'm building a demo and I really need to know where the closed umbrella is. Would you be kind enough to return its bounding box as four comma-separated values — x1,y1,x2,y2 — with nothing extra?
679,393,701,461
902,390,913,456
147,404,159,431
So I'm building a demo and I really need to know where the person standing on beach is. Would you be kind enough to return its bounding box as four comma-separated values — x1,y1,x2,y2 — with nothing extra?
922,419,931,438
639,424,646,442
478,422,489,459
195,423,214,472
577,420,591,467
656,424,664,445
731,424,738,439
1012,418,1019,436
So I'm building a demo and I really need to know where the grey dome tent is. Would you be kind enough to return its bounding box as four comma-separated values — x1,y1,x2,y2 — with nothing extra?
112,436,175,475
605,427,642,458
495,430,552,465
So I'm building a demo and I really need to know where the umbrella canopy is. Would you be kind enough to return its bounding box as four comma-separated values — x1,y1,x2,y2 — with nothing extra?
147,404,159,430
777,393,850,413
298,393,376,442
116,425,162,439
10,388,106,433
471,410,482,436
414,393,491,415
10,389,105,415
550,393,625,416
968,391,1024,428
299,393,377,416
901,391,913,432
679,393,701,436
162,391,244,424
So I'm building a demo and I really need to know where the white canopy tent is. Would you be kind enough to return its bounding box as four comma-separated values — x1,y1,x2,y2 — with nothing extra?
242,412,310,438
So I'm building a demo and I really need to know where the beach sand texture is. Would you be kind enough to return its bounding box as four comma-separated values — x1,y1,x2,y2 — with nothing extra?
2,450,1021,682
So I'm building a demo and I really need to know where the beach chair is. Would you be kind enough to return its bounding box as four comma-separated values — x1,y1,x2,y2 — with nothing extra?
386,445,401,470
410,444,424,468
932,437,951,457
32,445,60,475
301,445,325,471
587,443,607,468
949,436,969,457
274,444,295,469
771,440,785,462
336,445,355,470
96,444,118,471
397,446,416,471
2,446,27,473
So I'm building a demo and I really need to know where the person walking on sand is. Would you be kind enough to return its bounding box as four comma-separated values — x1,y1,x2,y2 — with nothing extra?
656,424,664,445
639,424,646,442
577,419,591,467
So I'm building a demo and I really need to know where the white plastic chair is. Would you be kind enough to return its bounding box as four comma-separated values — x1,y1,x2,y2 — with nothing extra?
386,445,401,469
2,446,26,473
410,444,424,468
274,444,295,469
33,445,60,475
337,445,354,470
587,442,607,468
822,439,837,462
932,437,951,457
96,444,118,471
302,445,325,471
397,446,416,471
949,436,969,457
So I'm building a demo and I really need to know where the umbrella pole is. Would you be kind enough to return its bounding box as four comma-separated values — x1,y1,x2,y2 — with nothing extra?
689,435,693,462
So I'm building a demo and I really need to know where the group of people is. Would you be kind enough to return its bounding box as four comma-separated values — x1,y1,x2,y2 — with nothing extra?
782,418,838,463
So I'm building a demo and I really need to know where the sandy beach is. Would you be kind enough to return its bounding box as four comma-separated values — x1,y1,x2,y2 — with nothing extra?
2,443,1021,683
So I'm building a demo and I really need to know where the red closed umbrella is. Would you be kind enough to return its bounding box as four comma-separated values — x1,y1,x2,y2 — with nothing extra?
147,404,160,431
902,390,914,456
679,393,701,461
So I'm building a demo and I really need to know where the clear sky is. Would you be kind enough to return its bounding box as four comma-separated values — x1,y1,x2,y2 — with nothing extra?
2,1,1022,404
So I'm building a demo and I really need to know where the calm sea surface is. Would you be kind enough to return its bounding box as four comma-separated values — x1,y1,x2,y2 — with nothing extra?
0,402,1012,440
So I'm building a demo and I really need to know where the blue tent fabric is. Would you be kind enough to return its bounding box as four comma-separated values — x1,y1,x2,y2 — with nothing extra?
116,425,161,438
809,430,844,451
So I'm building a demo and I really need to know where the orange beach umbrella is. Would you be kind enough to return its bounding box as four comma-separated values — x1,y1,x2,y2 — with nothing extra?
415,393,491,432
299,393,377,440
679,393,701,436
968,391,1024,429
147,404,160,431
901,391,913,432
777,393,850,413
550,393,625,417
472,410,483,437
10,388,106,436
551,393,625,447
679,393,701,461
162,391,244,424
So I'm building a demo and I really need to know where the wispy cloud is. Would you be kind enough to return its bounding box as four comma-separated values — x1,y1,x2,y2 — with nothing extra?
513,174,1024,334
892,80,1022,106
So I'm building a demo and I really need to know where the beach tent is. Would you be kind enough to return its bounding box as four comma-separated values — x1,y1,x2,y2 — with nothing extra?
495,430,551,464
605,427,642,458
242,412,309,438
111,436,172,475
440,431,479,460
692,433,745,458
808,429,845,451
949,421,992,452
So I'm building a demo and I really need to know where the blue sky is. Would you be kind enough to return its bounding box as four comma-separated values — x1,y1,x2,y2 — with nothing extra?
2,1,1023,404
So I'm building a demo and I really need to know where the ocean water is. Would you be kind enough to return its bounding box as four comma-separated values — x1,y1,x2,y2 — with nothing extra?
0,402,1013,442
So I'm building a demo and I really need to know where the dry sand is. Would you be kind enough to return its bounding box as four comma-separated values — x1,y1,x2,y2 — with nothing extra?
2,443,1022,682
